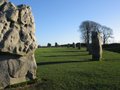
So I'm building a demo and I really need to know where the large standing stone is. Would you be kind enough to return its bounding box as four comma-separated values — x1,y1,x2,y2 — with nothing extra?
0,0,8,6
0,0,37,89
91,31,102,60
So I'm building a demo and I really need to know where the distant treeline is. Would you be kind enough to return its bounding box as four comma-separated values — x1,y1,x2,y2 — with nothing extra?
38,43,86,48
103,43,120,53
60,43,86,47
38,43,120,53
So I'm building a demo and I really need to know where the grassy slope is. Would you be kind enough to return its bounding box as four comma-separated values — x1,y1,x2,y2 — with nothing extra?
33,47,120,90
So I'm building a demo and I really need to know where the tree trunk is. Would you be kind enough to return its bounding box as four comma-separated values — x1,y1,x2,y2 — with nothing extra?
86,30,90,51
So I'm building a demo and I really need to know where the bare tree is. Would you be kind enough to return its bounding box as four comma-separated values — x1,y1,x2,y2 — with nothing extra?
101,26,113,44
79,20,101,51
79,20,113,51
47,43,51,47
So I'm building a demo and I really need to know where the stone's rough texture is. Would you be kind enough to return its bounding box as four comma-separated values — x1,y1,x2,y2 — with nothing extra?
0,53,37,88
0,3,37,55
0,0,8,6
7,9,19,22
88,44,92,55
0,0,37,88
91,31,102,60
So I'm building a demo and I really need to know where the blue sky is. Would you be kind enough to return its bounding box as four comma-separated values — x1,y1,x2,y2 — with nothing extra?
10,0,120,46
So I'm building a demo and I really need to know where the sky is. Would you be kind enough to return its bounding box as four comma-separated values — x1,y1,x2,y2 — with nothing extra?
9,0,120,46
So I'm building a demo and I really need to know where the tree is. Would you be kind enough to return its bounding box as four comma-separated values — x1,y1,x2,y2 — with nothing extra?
101,26,113,44
55,42,59,47
38,45,41,48
79,20,113,52
79,20,101,51
67,43,70,48
47,43,51,47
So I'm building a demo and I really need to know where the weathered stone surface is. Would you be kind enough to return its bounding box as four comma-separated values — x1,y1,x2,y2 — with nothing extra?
91,31,102,60
0,0,8,6
7,9,19,22
0,53,37,88
88,44,92,55
0,4,37,55
0,0,37,89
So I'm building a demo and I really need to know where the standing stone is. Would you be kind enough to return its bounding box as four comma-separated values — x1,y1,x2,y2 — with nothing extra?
0,0,37,89
0,0,8,6
76,43,81,49
91,31,102,61
72,42,76,48
88,44,92,55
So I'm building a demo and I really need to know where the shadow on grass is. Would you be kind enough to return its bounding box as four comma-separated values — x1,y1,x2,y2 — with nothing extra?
5,78,53,90
37,59,94,66
50,50,87,53
43,54,89,57
37,58,120,66
104,48,120,53
103,58,120,62
58,50,86,53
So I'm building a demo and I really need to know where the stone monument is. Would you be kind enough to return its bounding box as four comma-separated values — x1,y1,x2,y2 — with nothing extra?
0,0,37,88
91,31,102,60
76,43,81,49
72,42,76,48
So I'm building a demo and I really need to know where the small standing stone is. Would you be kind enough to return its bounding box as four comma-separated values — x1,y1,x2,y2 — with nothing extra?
91,31,102,61
76,43,81,49
72,43,76,48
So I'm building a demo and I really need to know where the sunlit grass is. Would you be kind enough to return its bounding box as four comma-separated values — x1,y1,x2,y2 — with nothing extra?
35,47,120,90
8,47,120,90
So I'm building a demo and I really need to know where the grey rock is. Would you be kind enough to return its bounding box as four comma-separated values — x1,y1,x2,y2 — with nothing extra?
4,3,18,22
0,4,37,55
72,43,76,48
7,9,19,22
91,31,102,60
88,44,92,55
0,0,8,6
0,53,37,88
0,0,37,89
2,2,16,12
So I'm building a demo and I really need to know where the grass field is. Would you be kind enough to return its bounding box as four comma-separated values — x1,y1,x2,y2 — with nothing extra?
9,47,120,90
33,47,120,90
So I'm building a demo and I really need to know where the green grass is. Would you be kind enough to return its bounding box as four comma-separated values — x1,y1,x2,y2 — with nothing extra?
34,47,120,90
8,47,120,90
